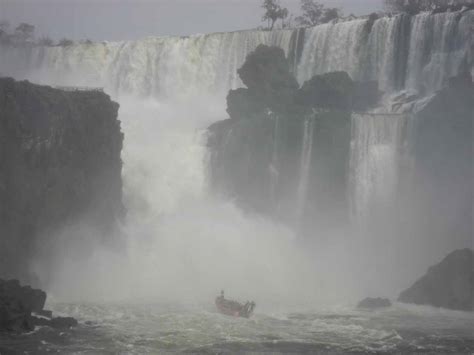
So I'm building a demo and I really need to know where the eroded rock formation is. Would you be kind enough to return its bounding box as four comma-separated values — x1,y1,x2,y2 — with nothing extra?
0,279,77,332
0,78,124,283
208,45,378,234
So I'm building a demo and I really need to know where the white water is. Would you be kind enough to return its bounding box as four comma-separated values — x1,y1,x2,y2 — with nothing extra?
296,118,315,224
297,11,472,92
1,11,471,96
349,113,407,224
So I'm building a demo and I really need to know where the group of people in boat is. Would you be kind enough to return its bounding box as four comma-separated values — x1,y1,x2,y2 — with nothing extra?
215,290,255,318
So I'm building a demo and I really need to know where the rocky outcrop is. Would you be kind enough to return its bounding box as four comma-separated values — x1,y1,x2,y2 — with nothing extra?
398,249,474,311
296,71,354,109
0,78,124,283
236,45,299,114
357,297,392,309
410,71,473,253
0,279,77,332
208,45,377,234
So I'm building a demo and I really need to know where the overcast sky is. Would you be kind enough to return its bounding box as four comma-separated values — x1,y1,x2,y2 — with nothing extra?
0,0,383,41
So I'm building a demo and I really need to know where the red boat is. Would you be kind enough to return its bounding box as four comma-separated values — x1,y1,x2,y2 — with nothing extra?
215,291,255,318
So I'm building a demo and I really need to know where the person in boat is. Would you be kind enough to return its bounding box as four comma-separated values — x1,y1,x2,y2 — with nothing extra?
216,290,225,306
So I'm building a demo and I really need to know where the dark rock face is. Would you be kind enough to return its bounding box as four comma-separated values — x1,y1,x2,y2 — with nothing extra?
0,279,78,332
352,81,381,111
226,88,265,121
398,249,474,311
208,46,354,234
297,71,354,109
0,78,124,283
409,72,473,255
237,45,299,112
357,297,392,309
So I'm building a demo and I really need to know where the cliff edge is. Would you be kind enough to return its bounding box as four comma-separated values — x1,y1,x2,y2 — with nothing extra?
0,78,124,283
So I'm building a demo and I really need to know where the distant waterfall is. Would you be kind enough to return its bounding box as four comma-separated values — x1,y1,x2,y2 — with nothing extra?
296,118,315,223
0,30,296,98
296,11,472,93
0,10,471,99
405,11,472,92
349,113,407,224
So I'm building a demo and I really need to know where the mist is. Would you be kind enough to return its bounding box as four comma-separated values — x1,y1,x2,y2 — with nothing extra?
0,3,472,353
33,96,359,307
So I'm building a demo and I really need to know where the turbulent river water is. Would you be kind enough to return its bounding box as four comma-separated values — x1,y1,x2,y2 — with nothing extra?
1,303,474,354
0,9,473,354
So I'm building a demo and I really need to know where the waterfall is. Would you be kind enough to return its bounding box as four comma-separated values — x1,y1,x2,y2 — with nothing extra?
270,114,281,207
296,118,315,223
405,11,472,92
0,10,471,233
0,10,471,99
296,10,472,93
349,113,407,224
0,30,295,98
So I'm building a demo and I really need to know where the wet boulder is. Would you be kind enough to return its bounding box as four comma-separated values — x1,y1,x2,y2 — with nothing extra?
50,317,78,329
0,279,46,332
357,297,392,309
398,249,474,311
0,279,78,332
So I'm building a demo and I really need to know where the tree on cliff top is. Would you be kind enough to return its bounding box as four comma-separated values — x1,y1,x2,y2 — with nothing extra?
261,0,289,30
384,0,474,14
0,21,10,45
296,0,342,27
296,0,324,26
14,23,35,43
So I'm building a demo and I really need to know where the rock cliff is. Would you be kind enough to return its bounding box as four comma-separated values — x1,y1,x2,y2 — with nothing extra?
0,78,124,283
398,249,474,311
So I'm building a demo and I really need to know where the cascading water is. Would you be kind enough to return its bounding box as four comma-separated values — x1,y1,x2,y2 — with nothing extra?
269,114,281,206
0,30,296,97
296,11,472,92
349,113,407,225
405,11,473,92
1,10,471,97
296,118,315,224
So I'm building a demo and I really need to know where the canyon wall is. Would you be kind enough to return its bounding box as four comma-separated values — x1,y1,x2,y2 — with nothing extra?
0,78,123,283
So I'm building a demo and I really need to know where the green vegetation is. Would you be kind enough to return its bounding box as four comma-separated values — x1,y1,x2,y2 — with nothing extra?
295,0,342,27
261,0,289,30
0,21,76,47
58,38,74,47
384,0,474,14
